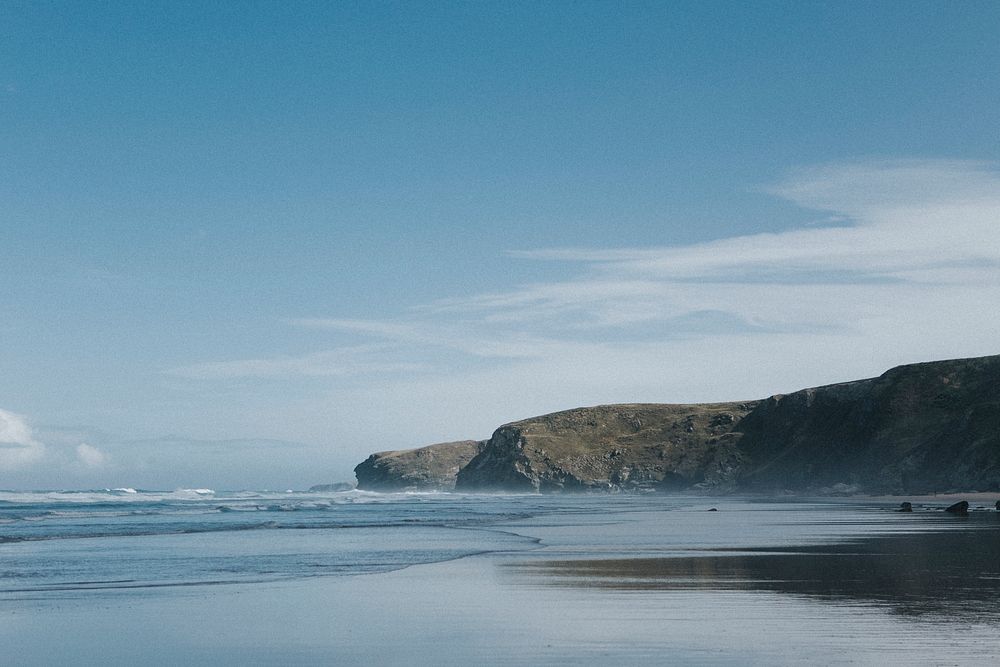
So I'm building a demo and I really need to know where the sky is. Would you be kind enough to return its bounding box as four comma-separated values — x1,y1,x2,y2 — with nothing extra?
2,1,999,490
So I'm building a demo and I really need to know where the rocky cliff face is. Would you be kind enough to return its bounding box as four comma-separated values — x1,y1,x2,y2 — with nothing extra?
354,354,1000,494
455,403,758,492
736,355,1000,494
354,440,483,491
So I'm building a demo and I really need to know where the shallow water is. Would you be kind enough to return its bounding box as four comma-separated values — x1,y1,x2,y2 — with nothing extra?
0,488,543,593
2,490,999,664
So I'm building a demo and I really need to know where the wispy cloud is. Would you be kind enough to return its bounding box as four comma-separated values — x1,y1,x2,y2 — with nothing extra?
289,317,566,358
508,161,1000,285
171,160,1000,416
410,159,1000,338
123,436,310,451
166,345,428,379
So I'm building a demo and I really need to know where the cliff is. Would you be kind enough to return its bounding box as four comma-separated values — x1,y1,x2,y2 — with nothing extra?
354,440,483,491
455,402,758,492
736,355,1000,494
353,354,1000,494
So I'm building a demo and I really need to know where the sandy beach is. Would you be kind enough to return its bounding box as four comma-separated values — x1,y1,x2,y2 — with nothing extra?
3,497,1000,665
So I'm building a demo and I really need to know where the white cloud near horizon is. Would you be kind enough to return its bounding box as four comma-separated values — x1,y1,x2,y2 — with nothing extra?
0,414,321,489
165,160,1000,435
0,408,46,469
0,408,112,474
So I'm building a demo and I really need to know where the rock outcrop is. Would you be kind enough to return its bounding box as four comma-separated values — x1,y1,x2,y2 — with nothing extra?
945,500,970,515
354,440,484,491
354,354,1000,494
735,355,1000,494
455,403,758,493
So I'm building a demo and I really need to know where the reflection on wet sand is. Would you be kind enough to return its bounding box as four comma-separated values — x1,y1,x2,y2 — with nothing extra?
515,514,1000,621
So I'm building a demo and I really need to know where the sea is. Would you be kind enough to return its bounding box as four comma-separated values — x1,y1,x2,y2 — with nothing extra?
2,488,1000,665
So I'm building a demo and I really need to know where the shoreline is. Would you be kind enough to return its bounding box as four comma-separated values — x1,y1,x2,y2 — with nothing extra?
846,492,1000,504
4,497,1000,665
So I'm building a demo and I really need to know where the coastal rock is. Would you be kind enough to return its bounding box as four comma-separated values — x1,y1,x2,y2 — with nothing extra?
454,403,758,493
354,440,484,491
735,355,1000,494
307,482,356,493
945,500,970,515
353,354,1000,495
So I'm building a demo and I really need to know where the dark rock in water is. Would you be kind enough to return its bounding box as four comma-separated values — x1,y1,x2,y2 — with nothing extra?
354,440,484,491
995,500,1000,511
945,500,970,515
897,502,913,512
707,508,718,512
307,482,356,493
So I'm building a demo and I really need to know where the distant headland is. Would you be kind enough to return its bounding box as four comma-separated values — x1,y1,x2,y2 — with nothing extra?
354,354,1000,495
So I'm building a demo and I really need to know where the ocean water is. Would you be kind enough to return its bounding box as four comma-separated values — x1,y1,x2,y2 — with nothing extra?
2,489,1000,664
0,488,547,594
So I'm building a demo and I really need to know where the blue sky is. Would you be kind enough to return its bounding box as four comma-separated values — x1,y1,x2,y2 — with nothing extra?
2,1,999,489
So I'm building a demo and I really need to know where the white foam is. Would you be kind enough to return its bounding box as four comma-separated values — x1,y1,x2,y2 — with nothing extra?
0,488,395,506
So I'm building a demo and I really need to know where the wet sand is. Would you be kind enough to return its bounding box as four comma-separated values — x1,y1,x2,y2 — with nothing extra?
850,492,1000,504
512,519,1000,621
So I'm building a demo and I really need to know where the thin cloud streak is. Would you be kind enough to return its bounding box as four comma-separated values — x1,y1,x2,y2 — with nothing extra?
289,317,566,359
166,346,428,379
417,159,1000,335
173,160,999,400
508,160,1000,280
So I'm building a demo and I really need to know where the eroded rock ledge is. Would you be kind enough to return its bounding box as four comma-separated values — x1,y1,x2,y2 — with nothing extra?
455,403,757,493
354,440,484,491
